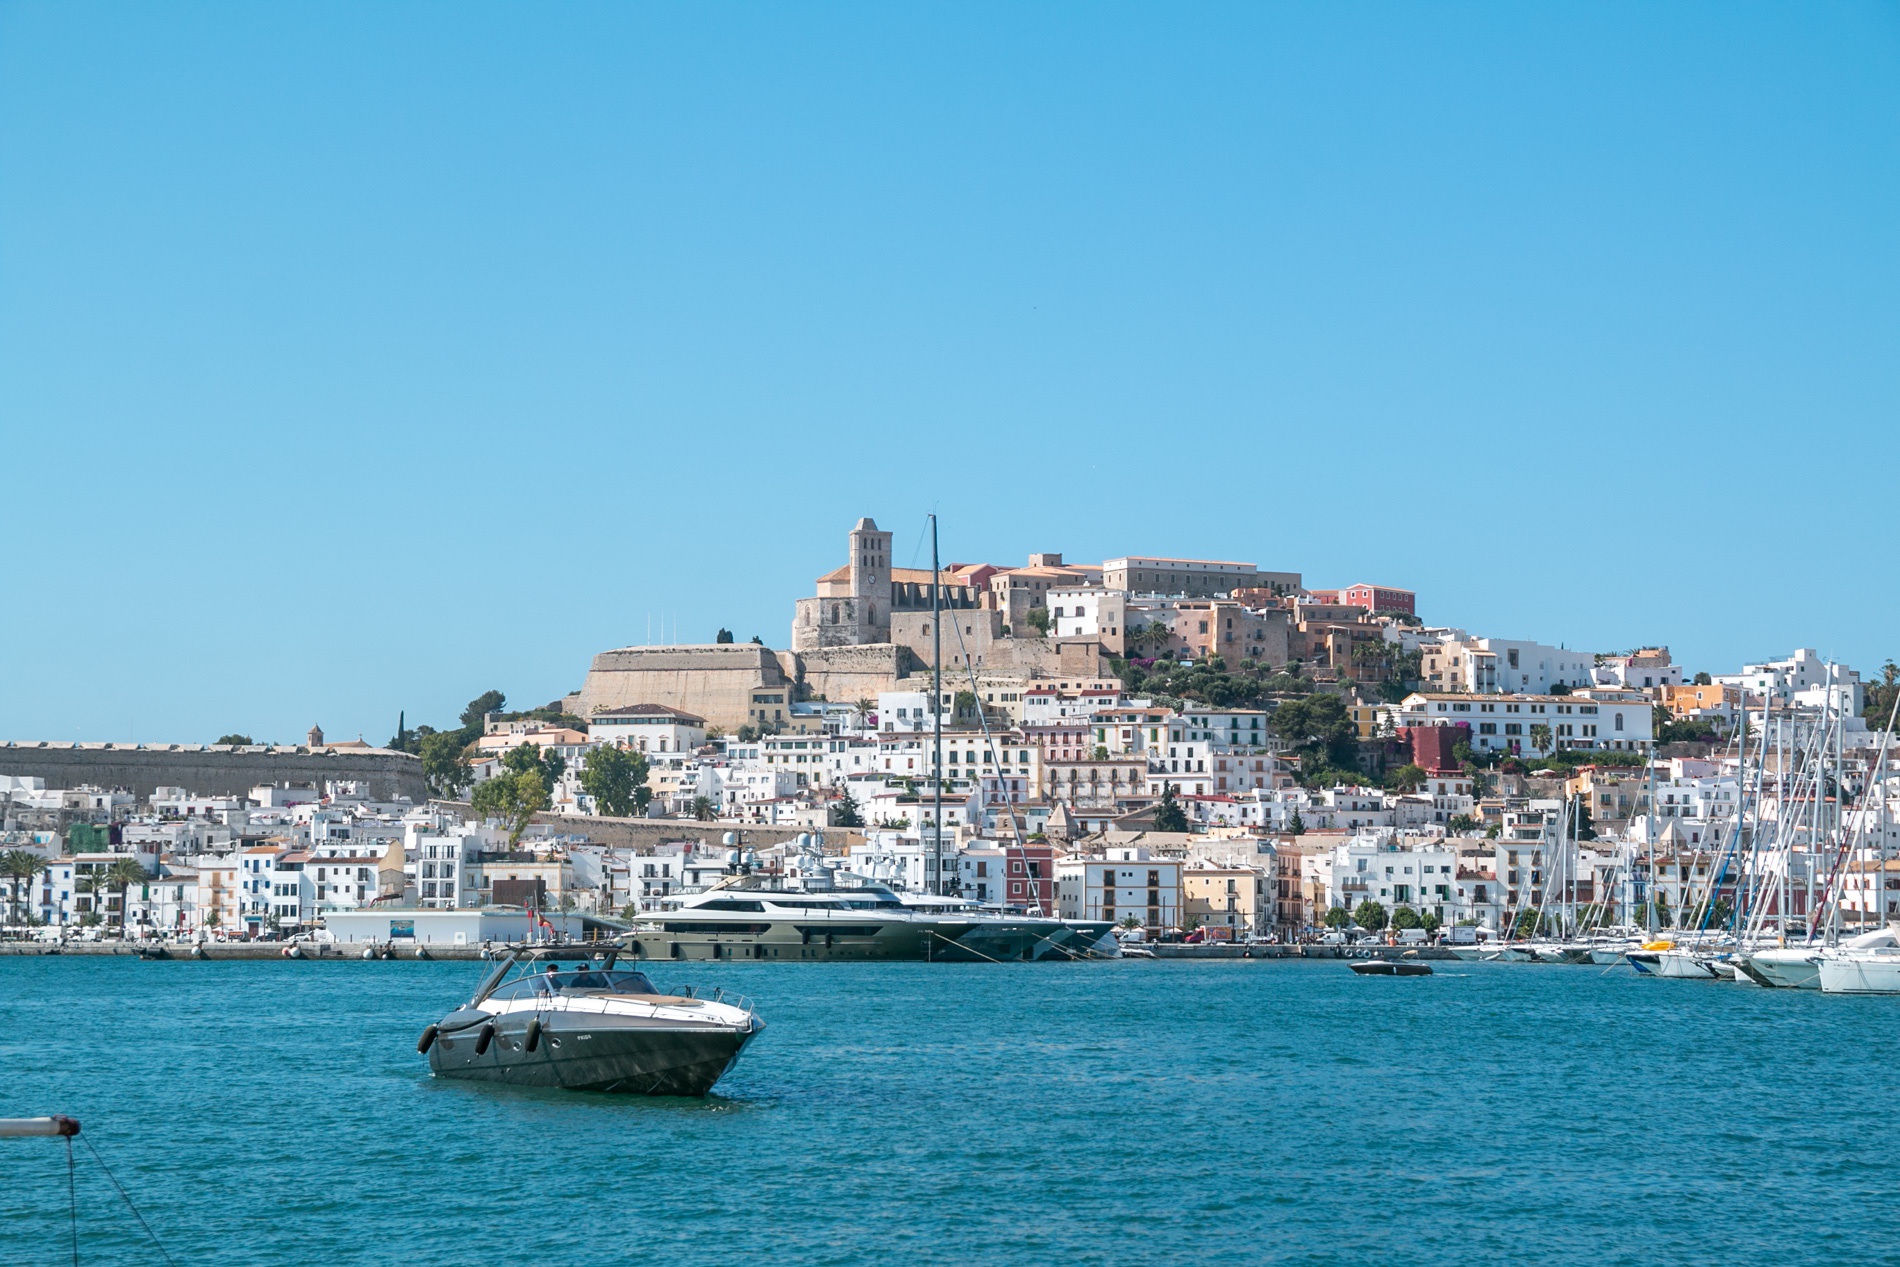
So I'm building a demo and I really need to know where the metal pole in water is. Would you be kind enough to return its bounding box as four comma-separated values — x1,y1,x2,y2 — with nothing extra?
0,1116,81,1137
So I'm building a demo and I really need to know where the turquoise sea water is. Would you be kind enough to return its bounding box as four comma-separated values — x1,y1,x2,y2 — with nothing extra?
3,956,1897,1265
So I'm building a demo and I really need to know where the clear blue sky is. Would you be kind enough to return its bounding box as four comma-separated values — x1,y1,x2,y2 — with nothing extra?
2,3,1895,745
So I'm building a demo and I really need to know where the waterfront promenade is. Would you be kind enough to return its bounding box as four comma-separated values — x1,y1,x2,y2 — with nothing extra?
0,939,1460,961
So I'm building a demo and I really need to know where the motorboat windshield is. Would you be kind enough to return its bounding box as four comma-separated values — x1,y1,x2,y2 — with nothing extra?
486,970,658,1001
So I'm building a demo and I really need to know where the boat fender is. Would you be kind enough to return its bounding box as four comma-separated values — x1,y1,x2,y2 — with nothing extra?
362,946,377,960
524,1018,542,1053
417,1024,439,1053
474,1023,496,1056
416,947,431,961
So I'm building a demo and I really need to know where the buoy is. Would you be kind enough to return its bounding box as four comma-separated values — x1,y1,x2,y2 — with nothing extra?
362,946,377,960
417,1024,439,1053
474,1023,495,1056
415,946,431,960
524,1018,542,1052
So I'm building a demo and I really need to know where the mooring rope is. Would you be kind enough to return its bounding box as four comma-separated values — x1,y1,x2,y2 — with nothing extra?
80,1136,176,1266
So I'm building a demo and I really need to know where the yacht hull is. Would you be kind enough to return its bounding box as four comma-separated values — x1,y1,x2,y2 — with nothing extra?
1626,949,1720,977
429,1010,758,1096
1817,953,1900,995
625,918,1115,963
1743,949,1822,989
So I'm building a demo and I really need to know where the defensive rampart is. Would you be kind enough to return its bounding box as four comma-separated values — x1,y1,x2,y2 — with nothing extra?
576,644,799,732
0,742,428,801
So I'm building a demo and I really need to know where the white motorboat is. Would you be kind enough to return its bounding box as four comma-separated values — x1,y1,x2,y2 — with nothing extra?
1817,928,1900,995
419,944,762,1096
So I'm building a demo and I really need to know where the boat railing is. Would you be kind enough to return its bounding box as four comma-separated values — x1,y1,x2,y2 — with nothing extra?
667,984,754,1017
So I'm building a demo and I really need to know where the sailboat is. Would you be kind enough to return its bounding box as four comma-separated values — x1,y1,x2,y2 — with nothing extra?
1816,926,1900,993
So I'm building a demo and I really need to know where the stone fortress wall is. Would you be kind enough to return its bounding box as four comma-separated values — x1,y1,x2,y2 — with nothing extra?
0,742,428,801
576,644,804,733
574,643,920,731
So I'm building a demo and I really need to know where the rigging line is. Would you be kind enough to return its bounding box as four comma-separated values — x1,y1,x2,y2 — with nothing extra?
66,1134,78,1267
948,614,1026,846
80,1137,176,1267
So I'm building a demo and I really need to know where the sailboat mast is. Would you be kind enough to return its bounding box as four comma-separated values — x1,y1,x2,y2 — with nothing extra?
930,513,943,898
1645,753,1657,936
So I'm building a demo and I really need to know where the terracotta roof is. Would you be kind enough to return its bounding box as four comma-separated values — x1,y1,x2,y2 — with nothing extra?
815,564,981,588
593,704,708,724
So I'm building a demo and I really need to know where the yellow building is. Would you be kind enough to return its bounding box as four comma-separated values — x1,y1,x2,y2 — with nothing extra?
1182,864,1272,938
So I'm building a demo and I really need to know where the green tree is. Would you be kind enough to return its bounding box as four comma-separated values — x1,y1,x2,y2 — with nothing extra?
1864,661,1900,731
420,731,473,797
1529,723,1553,754
749,635,765,646
715,628,734,643
1352,899,1388,932
1024,606,1051,637
1269,694,1359,773
1419,910,1442,935
1285,809,1306,836
501,742,566,795
470,769,548,845
1391,905,1422,930
1707,895,1735,928
105,857,149,938
1323,905,1350,929
1514,908,1546,938
1447,813,1479,834
1692,671,1713,686
579,745,651,817
692,796,716,821
1384,763,1427,793
460,690,506,730
1152,783,1188,833
1573,797,1596,841
215,733,254,746
0,850,47,925
832,788,865,829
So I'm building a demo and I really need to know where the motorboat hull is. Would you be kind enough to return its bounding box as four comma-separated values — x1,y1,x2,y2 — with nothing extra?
428,1009,759,1096
1351,960,1432,977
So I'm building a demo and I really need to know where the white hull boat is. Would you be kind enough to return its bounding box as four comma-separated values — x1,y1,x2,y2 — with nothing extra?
1817,951,1900,994
1742,947,1823,989
1816,929,1900,995
1627,948,1720,978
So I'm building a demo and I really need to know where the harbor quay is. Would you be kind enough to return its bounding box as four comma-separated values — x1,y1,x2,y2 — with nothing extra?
0,939,1459,962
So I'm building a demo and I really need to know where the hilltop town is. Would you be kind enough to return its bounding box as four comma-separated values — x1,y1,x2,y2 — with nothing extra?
2,515,1894,944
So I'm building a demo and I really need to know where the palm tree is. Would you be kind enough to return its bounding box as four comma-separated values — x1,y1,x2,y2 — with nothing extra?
104,857,150,939
0,850,47,926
